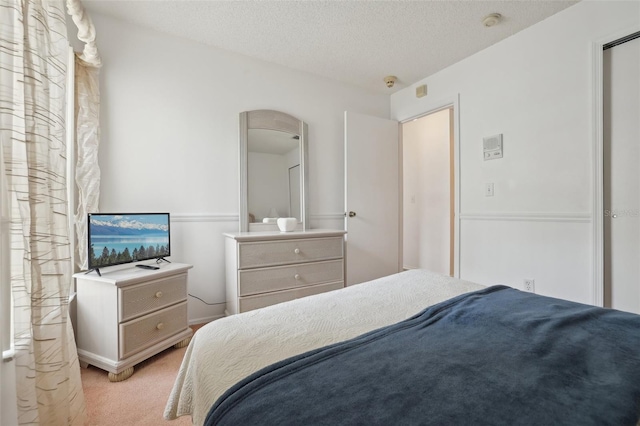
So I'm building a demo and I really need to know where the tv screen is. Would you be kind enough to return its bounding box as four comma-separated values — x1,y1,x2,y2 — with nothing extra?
87,213,170,270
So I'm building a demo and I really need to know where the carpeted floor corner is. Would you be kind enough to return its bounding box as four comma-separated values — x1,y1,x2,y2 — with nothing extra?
81,325,205,425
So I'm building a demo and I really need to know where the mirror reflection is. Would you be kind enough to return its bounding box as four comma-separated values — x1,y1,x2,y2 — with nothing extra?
247,129,301,223
240,109,308,232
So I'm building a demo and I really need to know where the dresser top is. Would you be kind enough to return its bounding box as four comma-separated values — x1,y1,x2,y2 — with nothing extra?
223,229,346,242
73,262,193,286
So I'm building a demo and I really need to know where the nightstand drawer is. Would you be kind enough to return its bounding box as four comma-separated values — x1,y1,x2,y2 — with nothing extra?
239,281,343,313
119,273,187,322
238,237,343,269
119,301,188,359
239,259,344,296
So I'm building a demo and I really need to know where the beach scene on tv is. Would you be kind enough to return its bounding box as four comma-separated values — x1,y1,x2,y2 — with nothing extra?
88,214,170,268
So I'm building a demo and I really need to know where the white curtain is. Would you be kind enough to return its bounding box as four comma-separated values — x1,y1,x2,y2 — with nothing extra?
0,0,86,423
74,60,101,270
67,0,102,271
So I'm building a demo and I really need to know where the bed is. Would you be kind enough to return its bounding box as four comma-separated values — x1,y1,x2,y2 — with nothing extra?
164,269,640,425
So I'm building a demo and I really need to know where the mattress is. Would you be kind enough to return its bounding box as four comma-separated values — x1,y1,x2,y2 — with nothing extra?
164,269,484,424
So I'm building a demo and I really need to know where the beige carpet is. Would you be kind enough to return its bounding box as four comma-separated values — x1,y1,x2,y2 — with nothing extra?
81,326,204,426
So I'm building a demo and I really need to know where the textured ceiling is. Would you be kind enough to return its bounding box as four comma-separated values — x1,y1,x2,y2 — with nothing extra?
84,0,579,94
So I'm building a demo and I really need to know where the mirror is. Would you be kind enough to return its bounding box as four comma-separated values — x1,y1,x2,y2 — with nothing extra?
240,110,308,232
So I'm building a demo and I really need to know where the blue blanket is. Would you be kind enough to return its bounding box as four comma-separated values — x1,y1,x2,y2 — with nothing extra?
205,286,640,425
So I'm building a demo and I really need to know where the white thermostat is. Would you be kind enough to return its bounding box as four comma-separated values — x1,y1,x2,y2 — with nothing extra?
483,134,503,160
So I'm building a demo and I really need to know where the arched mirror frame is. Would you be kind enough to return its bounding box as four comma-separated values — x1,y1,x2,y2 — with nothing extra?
239,109,309,232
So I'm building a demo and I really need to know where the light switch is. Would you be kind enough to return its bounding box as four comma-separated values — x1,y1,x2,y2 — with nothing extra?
416,85,427,98
485,183,494,197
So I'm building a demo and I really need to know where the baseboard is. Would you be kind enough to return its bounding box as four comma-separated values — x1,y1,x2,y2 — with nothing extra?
189,314,225,325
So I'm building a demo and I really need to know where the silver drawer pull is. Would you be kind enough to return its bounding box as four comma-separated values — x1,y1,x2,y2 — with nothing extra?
294,248,300,254
155,291,163,298
156,322,165,330
294,274,301,280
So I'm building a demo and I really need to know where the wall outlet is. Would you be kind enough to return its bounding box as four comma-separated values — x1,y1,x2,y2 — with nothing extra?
524,279,535,293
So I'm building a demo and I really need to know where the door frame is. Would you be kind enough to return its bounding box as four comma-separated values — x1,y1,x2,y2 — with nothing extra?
395,94,461,278
591,25,640,307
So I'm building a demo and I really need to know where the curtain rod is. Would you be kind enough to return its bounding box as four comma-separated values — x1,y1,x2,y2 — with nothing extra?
66,0,101,67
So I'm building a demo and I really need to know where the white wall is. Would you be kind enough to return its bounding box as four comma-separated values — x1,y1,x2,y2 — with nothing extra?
0,358,17,426
391,1,640,304
403,109,451,273
90,13,389,323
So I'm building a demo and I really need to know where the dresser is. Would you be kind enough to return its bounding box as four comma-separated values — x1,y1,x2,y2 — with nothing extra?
224,230,346,315
74,263,193,382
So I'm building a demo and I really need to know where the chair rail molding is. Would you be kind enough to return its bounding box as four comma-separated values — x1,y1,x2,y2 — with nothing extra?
459,212,592,223
310,213,345,221
171,214,239,223
171,213,346,223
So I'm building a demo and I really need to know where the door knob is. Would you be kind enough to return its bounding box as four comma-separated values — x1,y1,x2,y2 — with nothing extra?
348,211,356,218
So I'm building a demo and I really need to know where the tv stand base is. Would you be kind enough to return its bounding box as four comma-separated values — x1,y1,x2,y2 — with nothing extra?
108,367,134,383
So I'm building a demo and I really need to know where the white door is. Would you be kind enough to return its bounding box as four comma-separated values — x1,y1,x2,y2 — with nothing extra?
603,36,640,314
344,111,400,286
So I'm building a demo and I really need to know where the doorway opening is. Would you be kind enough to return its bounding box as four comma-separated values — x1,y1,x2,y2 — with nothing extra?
401,107,454,276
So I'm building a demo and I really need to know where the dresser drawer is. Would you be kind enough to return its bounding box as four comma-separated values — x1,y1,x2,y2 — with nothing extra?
239,281,343,313
119,301,188,359
119,273,187,322
239,259,343,296
238,237,343,269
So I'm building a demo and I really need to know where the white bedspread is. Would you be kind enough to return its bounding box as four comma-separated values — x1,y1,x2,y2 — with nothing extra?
164,269,485,424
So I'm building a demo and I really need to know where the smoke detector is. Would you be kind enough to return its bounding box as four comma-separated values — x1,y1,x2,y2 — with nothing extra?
383,75,398,88
482,13,502,27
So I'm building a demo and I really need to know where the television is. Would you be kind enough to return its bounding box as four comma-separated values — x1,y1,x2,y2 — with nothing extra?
87,213,171,273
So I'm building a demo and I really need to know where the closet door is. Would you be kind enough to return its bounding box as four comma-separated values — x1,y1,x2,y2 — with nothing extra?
603,36,640,314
